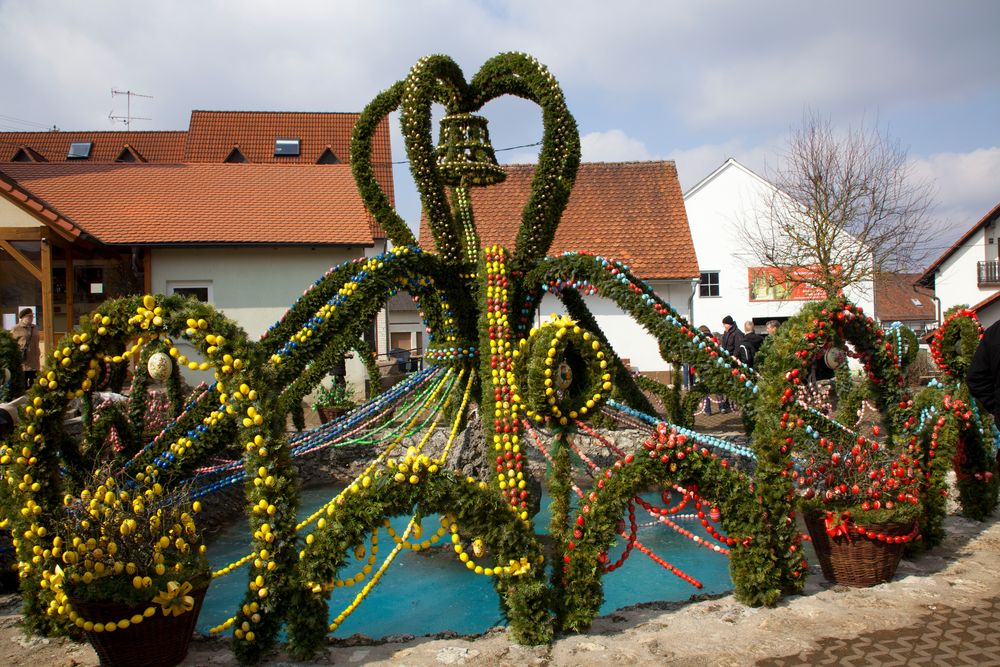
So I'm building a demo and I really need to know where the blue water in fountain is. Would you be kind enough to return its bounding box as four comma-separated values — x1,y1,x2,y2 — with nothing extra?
198,485,733,638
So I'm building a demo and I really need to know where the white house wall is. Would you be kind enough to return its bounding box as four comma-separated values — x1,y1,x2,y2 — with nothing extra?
0,199,43,228
685,161,875,333
934,232,991,317
535,280,693,373
150,246,376,388
977,300,1000,329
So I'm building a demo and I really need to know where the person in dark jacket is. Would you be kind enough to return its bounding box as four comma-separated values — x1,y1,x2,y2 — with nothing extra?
968,319,1000,425
719,316,743,413
721,315,744,358
967,319,1000,469
739,320,764,368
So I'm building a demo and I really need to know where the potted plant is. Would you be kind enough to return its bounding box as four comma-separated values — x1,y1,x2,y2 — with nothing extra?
312,381,356,424
43,472,210,667
796,431,923,587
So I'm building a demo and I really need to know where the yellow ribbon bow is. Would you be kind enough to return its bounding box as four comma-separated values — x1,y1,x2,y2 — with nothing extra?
152,580,195,617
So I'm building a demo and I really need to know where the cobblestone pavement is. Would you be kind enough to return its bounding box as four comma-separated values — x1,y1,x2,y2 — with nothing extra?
759,596,1000,666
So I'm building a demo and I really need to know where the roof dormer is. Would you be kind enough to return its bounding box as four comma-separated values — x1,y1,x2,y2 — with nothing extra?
11,146,46,162
224,147,247,163
316,146,340,164
115,145,146,163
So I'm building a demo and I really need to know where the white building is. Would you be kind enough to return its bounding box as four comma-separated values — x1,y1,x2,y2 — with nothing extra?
0,163,388,391
684,159,875,332
1,112,397,392
917,202,1000,328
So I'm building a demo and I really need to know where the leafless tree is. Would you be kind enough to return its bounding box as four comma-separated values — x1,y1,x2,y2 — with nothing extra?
741,112,937,298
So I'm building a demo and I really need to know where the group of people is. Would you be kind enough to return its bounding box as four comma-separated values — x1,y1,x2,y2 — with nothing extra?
720,315,779,369
689,316,779,414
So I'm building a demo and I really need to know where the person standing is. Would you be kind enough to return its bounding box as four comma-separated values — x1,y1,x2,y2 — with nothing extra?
967,319,1000,469
968,320,1000,421
739,320,764,368
694,325,719,415
754,320,781,370
719,316,744,413
11,308,39,389
721,316,744,360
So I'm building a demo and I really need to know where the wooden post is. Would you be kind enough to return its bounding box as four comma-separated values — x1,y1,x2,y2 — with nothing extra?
40,237,54,353
65,247,74,330
0,239,42,280
143,247,152,294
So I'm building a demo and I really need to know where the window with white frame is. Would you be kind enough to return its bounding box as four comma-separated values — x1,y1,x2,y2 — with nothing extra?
166,281,213,303
699,271,720,297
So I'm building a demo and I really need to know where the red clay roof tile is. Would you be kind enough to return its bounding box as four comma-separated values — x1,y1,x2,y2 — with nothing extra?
874,273,937,322
1,162,376,246
419,161,698,280
1,112,393,240
184,110,394,204
0,131,187,162
0,168,86,241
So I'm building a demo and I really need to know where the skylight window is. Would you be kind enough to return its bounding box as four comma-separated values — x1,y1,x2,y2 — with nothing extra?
274,138,300,156
67,142,93,159
911,298,922,306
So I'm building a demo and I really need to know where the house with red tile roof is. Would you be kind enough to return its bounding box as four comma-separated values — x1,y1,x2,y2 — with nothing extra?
916,202,1000,328
0,112,394,386
683,158,875,334
417,161,698,376
873,273,937,335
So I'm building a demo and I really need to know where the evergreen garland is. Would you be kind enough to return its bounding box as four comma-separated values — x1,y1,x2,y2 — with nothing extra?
290,466,551,656
349,81,416,248
525,253,757,413
560,423,760,629
557,288,657,416
0,329,24,400
930,306,982,379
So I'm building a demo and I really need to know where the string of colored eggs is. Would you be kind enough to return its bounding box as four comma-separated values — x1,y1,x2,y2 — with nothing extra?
382,516,449,552
205,369,461,603
484,246,528,519
603,401,756,461
191,367,440,479
447,515,534,577
437,370,478,464
562,425,723,572
191,368,456,502
328,516,416,633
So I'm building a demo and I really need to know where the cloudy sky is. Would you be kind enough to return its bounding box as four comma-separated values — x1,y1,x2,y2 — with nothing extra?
1,0,997,264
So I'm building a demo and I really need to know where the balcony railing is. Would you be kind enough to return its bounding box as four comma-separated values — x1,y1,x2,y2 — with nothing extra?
978,260,1000,286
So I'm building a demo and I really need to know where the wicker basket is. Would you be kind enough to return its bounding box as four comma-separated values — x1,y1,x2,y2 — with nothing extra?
69,584,208,667
804,512,915,587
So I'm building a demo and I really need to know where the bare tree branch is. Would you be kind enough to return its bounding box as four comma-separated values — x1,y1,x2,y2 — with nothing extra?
739,112,938,299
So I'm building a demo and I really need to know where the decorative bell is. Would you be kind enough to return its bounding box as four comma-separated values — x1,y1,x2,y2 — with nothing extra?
435,113,507,187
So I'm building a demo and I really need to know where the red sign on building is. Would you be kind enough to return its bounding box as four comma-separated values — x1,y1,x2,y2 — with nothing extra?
748,266,832,301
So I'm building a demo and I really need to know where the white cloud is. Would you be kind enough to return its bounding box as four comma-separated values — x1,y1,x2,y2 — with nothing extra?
910,147,1000,248
666,139,780,192
580,129,653,162
1,0,995,262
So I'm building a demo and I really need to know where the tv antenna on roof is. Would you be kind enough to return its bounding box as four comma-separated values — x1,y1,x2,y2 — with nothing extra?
109,89,153,129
